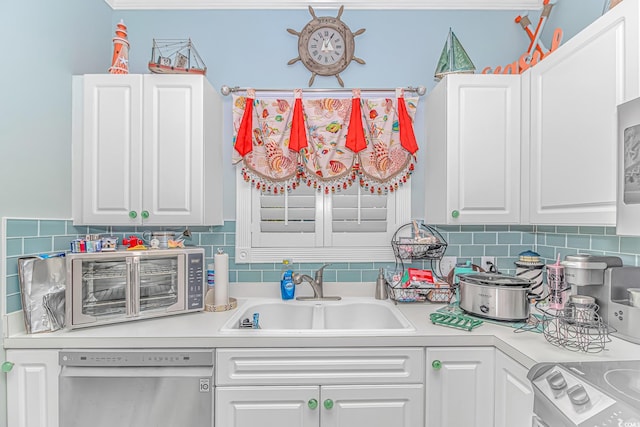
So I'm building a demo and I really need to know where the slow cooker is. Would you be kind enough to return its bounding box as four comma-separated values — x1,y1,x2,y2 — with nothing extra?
458,272,534,321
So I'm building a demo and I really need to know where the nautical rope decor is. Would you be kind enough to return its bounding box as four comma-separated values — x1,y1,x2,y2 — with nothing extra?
231,88,420,194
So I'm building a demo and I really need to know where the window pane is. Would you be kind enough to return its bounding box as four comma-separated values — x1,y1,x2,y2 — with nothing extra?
331,186,388,233
259,186,317,233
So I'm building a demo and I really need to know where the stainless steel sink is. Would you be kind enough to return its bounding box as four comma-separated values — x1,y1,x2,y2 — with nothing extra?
219,298,415,334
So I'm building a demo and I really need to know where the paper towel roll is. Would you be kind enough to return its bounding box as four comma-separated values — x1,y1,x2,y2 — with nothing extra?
214,250,229,306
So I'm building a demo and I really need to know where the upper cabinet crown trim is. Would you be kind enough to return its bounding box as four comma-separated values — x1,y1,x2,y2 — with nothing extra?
104,0,542,10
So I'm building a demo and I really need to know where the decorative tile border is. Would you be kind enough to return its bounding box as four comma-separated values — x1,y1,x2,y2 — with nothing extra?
4,219,640,314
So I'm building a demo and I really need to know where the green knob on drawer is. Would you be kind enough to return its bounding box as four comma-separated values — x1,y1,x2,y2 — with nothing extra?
432,360,442,370
308,399,318,410
2,362,14,372
141,210,150,219
324,399,334,410
129,211,137,219
451,210,460,218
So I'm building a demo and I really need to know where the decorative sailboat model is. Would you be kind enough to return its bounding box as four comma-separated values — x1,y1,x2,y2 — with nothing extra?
434,28,476,81
148,39,207,75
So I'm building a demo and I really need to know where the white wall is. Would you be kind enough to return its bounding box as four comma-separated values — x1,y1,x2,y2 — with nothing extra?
0,0,112,220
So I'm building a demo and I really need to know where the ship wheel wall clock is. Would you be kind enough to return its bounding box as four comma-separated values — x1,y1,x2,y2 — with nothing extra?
287,5,366,87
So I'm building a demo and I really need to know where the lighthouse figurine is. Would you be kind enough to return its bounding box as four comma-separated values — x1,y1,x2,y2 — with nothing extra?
108,20,129,74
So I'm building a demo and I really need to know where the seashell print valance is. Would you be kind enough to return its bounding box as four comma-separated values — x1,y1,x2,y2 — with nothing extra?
231,88,419,194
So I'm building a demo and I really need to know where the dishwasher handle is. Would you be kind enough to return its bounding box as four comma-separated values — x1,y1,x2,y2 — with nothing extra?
60,365,213,378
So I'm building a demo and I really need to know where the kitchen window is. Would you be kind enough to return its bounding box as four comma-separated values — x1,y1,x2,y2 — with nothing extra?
235,169,411,263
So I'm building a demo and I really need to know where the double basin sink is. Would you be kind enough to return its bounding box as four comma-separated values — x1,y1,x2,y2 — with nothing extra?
220,298,415,334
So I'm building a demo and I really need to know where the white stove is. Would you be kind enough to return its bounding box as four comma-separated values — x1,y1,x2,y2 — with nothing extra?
528,360,640,426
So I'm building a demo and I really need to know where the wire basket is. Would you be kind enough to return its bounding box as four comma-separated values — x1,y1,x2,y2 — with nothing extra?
391,222,447,261
385,267,453,303
387,284,453,303
539,302,612,353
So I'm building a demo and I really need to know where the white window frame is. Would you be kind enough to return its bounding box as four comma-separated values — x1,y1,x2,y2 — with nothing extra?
235,168,411,263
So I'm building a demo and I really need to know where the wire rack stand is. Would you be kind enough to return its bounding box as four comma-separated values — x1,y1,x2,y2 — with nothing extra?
386,222,450,303
391,222,448,261
537,302,612,353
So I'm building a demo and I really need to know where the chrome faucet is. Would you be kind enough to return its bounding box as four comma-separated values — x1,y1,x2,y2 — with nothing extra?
294,264,341,301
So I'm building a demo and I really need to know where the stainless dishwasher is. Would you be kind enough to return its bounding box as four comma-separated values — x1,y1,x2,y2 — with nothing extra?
59,349,214,427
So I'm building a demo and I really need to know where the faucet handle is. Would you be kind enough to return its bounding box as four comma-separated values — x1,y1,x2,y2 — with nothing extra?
315,264,331,278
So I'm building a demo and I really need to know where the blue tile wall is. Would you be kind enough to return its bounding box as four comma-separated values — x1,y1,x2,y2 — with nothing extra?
5,219,640,314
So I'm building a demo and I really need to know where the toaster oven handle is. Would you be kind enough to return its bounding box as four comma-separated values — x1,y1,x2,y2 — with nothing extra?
125,258,140,317
131,257,140,316
125,258,133,316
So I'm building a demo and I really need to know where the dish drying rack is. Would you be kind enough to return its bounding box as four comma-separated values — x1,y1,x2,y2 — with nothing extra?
537,301,612,353
386,222,451,303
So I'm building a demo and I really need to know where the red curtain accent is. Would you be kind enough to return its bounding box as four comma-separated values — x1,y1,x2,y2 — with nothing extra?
345,96,367,153
235,97,254,157
397,96,419,155
289,97,308,152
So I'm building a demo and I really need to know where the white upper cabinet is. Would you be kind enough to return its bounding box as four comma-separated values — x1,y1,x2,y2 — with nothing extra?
72,74,223,226
424,74,522,224
524,0,639,225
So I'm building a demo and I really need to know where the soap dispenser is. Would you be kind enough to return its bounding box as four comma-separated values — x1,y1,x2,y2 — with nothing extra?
375,268,388,300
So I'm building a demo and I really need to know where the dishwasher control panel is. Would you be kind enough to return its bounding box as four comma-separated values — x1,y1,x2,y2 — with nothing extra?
59,350,214,367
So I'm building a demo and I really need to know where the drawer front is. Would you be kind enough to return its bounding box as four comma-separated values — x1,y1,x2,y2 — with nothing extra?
216,348,424,386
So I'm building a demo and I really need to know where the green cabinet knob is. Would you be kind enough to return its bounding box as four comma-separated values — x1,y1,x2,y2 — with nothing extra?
129,211,137,219
323,399,334,410
451,210,460,219
308,399,318,410
2,362,14,372
141,210,150,219
432,360,442,370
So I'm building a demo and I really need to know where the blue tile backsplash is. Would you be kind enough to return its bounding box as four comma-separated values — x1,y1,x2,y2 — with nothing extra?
4,218,640,314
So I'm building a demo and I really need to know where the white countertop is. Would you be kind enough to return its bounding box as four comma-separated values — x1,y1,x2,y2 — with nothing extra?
5,283,640,369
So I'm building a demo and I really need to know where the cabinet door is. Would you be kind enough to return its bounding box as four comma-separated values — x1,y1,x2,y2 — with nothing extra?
216,386,318,427
527,1,639,225
426,347,495,427
322,384,424,427
6,349,59,427
76,74,144,225
425,74,521,224
494,351,533,427
142,75,206,226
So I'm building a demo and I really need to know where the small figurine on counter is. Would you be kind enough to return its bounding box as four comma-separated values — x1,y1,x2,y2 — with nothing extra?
122,236,147,250
101,236,118,251
167,239,185,248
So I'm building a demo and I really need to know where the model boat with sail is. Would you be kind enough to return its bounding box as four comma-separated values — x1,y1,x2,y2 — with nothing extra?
148,39,207,75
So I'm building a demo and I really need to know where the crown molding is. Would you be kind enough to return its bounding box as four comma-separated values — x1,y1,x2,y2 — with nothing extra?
104,0,542,10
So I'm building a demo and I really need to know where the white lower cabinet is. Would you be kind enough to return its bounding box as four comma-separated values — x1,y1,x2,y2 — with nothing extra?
215,348,425,427
216,384,423,427
426,347,495,427
494,351,534,427
5,349,59,427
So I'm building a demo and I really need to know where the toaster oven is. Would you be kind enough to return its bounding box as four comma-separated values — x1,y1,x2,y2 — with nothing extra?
66,248,205,329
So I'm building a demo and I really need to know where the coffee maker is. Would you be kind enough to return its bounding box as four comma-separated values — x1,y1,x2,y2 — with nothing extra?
562,254,640,344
